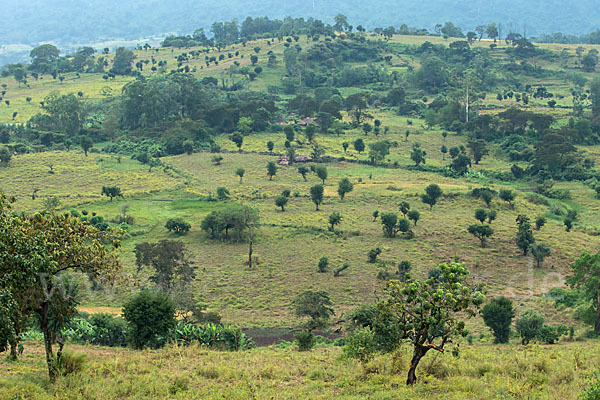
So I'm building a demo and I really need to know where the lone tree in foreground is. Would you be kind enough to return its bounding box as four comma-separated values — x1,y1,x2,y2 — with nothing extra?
101,186,123,201
482,296,515,343
567,252,600,332
381,263,484,385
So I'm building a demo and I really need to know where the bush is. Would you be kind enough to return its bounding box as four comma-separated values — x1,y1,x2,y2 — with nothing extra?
580,371,600,400
295,330,315,351
367,248,382,263
49,351,87,377
88,313,128,347
343,326,376,364
122,290,176,349
516,309,544,345
318,257,329,273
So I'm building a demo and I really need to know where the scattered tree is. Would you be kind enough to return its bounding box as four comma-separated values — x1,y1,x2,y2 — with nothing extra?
266,161,277,180
275,195,288,211
101,186,123,201
329,212,342,231
310,184,324,211
468,224,494,247
532,244,551,267
235,168,245,184
482,296,515,343
421,184,443,210
337,177,354,200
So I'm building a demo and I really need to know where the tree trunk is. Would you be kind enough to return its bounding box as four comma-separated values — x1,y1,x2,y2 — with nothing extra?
9,341,17,361
407,345,428,385
40,302,56,381
595,294,600,332
248,240,253,269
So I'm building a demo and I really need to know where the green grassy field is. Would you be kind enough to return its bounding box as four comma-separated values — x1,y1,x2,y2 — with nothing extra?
2,341,599,399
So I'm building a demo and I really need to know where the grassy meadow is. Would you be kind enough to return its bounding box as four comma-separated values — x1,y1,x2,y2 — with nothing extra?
2,341,600,399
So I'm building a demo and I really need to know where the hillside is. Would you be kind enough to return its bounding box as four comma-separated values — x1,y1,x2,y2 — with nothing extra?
1,28,600,398
1,0,599,47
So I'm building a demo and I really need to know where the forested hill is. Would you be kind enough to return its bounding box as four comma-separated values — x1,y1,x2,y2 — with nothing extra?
1,0,599,46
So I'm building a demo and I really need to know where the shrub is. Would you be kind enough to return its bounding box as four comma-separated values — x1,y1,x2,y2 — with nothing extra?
122,290,176,349
49,351,87,377
580,371,600,400
368,248,382,263
88,313,128,347
318,257,329,273
343,326,376,364
295,330,315,351
216,187,230,200
516,309,544,345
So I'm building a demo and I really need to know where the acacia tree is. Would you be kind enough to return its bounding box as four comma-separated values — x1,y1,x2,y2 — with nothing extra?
381,263,484,385
0,196,121,380
567,252,600,332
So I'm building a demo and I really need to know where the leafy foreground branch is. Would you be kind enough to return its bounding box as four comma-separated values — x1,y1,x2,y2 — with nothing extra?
0,192,121,381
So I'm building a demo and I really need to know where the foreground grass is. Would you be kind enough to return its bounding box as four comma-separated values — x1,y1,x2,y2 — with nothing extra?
1,341,598,399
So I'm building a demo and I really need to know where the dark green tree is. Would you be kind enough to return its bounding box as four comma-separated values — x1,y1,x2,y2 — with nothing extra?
482,296,515,343
316,165,328,184
122,290,175,349
337,178,354,200
310,184,324,211
101,186,123,201
421,184,443,210
266,161,277,180
515,215,535,255
275,195,288,211
294,291,334,331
